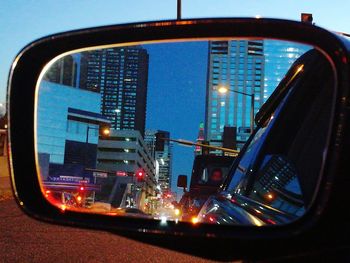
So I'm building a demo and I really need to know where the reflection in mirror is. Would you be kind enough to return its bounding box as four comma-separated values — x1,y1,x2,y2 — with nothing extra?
36,39,334,226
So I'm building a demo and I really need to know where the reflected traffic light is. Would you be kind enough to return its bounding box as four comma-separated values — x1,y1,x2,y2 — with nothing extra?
136,169,145,182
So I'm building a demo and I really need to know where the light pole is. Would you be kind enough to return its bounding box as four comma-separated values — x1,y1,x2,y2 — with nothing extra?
85,125,110,204
216,86,255,134
85,125,110,164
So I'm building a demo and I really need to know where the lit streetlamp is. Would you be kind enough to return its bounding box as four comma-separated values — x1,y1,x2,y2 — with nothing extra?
216,86,255,134
85,124,110,203
85,125,110,165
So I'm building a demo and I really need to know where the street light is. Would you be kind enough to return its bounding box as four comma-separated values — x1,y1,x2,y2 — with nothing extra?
215,85,255,134
101,127,110,136
114,108,121,130
85,124,110,203
85,125,110,165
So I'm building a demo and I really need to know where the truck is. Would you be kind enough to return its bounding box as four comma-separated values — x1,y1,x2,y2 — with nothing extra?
175,155,235,222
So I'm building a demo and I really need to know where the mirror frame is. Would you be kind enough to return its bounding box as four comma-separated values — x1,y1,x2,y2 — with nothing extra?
7,18,350,258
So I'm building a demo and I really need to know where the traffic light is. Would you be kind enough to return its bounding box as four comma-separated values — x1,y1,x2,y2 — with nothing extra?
223,126,237,150
155,131,167,151
99,124,111,138
77,185,85,205
201,140,210,155
136,169,145,182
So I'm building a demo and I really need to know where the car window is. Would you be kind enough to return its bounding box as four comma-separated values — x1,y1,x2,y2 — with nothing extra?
225,49,334,216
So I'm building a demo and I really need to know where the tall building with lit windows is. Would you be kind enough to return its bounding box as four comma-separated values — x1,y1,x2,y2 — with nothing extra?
205,40,265,151
263,40,310,101
144,130,172,192
43,54,79,87
205,40,310,152
80,47,149,136
194,122,205,156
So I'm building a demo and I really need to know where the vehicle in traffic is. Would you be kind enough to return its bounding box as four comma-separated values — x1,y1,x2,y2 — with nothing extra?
175,155,235,221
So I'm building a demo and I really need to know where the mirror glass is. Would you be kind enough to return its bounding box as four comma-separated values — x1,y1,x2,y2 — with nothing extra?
36,38,335,226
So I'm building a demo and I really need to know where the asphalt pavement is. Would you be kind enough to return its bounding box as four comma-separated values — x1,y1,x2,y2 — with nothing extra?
0,155,11,202
0,154,215,263
0,197,217,263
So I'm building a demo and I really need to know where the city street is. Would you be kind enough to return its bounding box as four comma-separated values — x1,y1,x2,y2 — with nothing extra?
0,194,212,262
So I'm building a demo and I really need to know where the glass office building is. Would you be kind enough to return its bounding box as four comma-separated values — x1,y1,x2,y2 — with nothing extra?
205,40,310,152
37,81,106,168
263,40,311,101
205,40,265,150
144,130,172,192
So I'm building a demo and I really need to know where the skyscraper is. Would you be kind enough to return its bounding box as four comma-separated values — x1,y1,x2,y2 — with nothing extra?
194,122,205,156
263,40,310,101
205,40,310,152
43,55,78,87
205,40,265,151
80,47,149,136
144,130,172,192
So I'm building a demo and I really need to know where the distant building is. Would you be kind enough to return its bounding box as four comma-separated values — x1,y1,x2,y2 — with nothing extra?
43,46,149,137
96,129,157,202
205,40,265,151
43,55,79,88
144,130,172,192
80,47,149,136
194,122,205,156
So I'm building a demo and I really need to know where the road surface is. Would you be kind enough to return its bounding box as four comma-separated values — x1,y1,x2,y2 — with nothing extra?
0,197,215,262
0,154,214,262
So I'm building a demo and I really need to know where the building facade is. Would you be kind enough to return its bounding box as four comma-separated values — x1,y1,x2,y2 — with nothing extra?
43,54,81,88
205,40,311,152
80,47,149,136
194,122,205,156
144,130,172,193
37,80,109,180
263,40,311,101
205,40,265,151
96,130,157,207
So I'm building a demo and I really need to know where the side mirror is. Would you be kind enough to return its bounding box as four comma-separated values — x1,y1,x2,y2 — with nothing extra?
177,175,188,189
6,17,350,260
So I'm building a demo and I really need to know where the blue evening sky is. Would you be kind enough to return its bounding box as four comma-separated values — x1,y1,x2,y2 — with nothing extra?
145,42,208,185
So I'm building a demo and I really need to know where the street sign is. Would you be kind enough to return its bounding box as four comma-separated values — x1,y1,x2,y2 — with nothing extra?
48,176,84,183
93,172,108,178
79,180,89,184
116,171,127,176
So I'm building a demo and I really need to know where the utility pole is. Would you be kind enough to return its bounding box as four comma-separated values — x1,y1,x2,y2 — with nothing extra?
177,0,181,20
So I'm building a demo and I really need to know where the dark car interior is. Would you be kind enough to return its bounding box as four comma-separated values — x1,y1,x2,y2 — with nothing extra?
245,49,334,212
